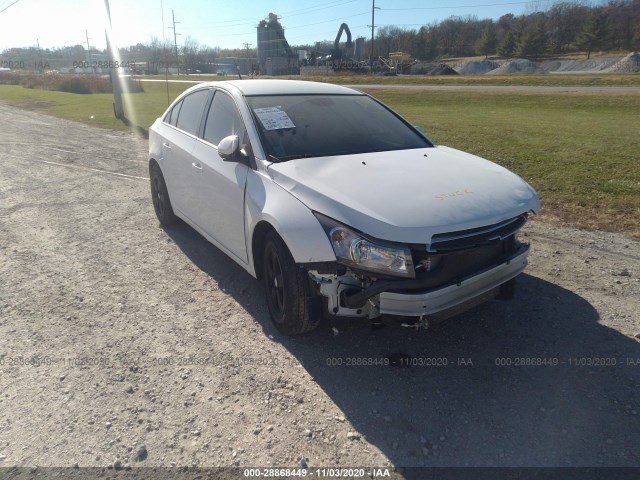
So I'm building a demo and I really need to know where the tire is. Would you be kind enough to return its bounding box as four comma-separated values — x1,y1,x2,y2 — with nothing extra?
262,230,320,335
149,163,177,227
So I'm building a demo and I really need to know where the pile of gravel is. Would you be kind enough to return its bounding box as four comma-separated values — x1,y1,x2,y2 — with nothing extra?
424,63,459,75
606,52,640,73
540,57,622,73
455,60,500,75
411,62,459,75
486,58,546,75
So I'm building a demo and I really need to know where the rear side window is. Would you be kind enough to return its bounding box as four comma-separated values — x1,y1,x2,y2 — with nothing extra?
203,91,246,146
164,100,182,127
175,89,209,136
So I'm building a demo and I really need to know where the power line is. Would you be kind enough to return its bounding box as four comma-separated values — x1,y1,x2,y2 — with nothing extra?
169,9,181,74
160,0,170,106
0,0,22,15
85,29,93,71
198,0,360,28
103,0,123,120
370,0,380,73
381,1,531,11
276,11,370,31
279,0,361,20
217,10,370,37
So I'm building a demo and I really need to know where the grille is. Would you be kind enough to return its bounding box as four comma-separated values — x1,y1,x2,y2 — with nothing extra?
405,216,524,289
428,214,526,253
407,238,511,289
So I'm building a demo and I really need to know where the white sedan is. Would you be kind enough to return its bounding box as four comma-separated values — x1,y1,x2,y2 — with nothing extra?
149,80,540,335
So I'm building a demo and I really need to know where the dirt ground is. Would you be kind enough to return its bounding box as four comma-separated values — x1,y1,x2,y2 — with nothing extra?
1,102,639,474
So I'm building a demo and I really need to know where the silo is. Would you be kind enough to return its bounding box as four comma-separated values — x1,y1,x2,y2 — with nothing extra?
354,37,365,61
256,13,297,75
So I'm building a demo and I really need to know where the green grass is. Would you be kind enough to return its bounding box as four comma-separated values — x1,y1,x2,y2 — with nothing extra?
1,81,638,236
366,89,640,236
0,82,190,131
302,73,640,87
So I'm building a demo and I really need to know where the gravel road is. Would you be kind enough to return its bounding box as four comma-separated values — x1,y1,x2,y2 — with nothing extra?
1,103,639,474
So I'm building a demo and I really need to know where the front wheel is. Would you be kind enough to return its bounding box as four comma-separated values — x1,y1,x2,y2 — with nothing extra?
262,230,320,335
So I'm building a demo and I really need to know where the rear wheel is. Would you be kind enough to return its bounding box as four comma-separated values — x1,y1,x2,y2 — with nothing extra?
263,230,320,335
150,163,176,227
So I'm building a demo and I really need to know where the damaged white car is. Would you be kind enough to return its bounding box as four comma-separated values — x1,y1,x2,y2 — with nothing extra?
149,80,540,335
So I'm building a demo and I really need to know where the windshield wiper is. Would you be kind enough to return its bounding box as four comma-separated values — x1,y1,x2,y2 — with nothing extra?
267,153,319,162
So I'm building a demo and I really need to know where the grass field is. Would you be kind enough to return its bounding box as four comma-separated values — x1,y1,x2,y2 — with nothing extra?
366,88,640,237
306,73,640,87
0,83,185,130
1,80,638,237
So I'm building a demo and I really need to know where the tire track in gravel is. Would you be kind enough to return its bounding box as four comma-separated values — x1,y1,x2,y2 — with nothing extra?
1,102,639,472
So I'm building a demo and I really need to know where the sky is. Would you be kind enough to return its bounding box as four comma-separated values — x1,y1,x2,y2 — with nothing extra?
0,0,561,51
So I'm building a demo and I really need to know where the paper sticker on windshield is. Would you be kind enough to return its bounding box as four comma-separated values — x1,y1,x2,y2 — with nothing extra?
254,107,295,130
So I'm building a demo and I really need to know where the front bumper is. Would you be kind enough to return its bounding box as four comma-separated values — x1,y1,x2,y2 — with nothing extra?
378,244,529,317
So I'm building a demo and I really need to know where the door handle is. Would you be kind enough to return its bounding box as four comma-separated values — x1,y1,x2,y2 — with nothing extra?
162,142,172,150
192,162,203,170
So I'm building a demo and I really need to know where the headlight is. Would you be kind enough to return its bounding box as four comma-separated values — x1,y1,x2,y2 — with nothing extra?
314,213,414,278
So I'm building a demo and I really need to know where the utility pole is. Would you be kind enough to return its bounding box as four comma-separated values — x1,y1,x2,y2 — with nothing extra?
169,10,181,75
370,0,374,74
160,0,170,105
104,0,123,119
85,29,93,72
243,43,252,57
370,0,380,74
35,38,43,72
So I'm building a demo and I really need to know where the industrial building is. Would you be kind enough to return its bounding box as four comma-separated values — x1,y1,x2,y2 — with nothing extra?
256,13,299,76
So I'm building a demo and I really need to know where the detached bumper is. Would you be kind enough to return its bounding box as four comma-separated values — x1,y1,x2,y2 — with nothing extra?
378,244,529,317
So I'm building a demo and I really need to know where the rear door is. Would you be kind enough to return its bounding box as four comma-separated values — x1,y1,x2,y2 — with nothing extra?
190,90,250,263
157,99,188,212
161,88,211,220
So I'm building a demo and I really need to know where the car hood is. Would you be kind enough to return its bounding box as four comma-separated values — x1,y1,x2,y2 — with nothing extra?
267,146,540,244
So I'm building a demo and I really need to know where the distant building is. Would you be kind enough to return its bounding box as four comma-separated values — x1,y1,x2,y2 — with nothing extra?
256,13,299,75
215,57,257,76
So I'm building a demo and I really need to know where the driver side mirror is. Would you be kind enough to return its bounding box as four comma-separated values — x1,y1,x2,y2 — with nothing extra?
218,135,243,162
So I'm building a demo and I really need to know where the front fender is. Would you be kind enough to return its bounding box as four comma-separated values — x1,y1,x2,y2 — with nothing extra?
245,170,336,276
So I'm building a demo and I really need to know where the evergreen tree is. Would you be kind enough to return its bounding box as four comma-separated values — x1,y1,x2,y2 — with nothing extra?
575,11,610,59
412,27,438,61
516,22,546,58
475,22,498,59
498,31,516,58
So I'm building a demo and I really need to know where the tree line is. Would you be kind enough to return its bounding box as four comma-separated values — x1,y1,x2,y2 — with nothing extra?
1,0,639,72
365,0,640,60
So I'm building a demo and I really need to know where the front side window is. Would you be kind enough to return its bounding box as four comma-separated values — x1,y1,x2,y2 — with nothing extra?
175,89,209,136
246,94,432,161
203,91,246,146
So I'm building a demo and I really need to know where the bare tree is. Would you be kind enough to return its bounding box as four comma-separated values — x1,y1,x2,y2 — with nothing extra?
146,37,164,74
547,2,590,53
181,36,200,73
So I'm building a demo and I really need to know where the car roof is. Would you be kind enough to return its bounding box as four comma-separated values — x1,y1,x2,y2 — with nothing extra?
203,79,363,96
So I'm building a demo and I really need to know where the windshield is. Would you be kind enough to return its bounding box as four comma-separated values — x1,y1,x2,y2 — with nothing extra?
246,94,432,161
